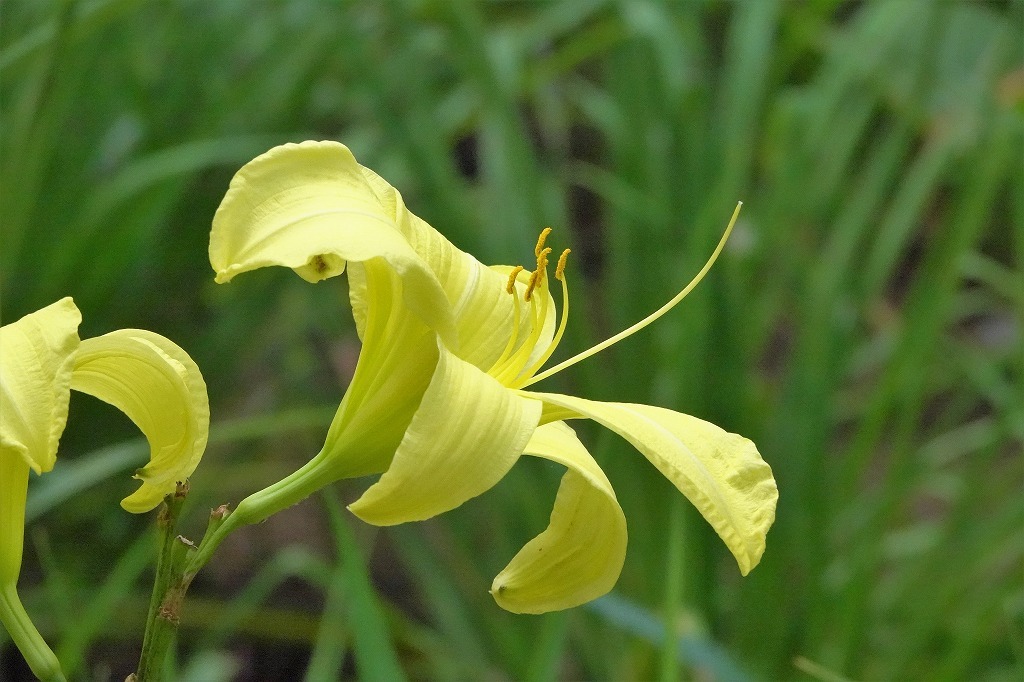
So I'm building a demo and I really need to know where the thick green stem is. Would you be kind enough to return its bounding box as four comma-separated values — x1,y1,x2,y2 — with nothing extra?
0,582,66,682
134,536,192,681
132,449,337,680
134,483,190,682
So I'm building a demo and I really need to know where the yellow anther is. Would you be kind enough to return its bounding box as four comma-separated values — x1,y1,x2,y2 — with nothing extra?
555,249,570,281
506,266,525,294
525,247,552,301
534,227,553,258
538,246,552,266
524,270,540,301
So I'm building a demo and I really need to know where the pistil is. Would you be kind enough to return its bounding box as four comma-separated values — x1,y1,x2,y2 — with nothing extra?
520,202,742,388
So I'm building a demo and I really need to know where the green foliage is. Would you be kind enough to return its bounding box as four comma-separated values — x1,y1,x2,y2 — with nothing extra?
2,0,1021,679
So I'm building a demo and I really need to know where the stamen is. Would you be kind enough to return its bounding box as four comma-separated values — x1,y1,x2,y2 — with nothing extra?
555,249,570,281
494,268,553,384
534,227,552,258
491,229,569,384
506,283,550,382
520,202,743,388
513,250,571,387
525,271,539,302
524,247,552,302
506,265,524,294
493,276,523,370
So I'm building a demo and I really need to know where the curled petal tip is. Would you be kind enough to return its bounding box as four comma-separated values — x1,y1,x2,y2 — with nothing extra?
71,329,209,514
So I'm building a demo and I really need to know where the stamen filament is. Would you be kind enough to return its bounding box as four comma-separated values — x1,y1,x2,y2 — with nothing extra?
493,271,524,369
513,250,571,388
495,273,551,384
520,202,742,388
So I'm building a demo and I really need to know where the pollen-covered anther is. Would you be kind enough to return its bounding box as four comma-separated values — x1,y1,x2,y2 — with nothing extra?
534,227,553,258
506,266,525,295
537,247,552,271
525,247,552,302
555,249,570,281
524,271,540,302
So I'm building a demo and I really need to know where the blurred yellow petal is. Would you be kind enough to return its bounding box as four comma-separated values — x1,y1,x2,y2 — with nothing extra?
528,393,777,575
491,422,627,613
70,329,209,513
209,140,454,343
0,298,81,474
348,344,542,525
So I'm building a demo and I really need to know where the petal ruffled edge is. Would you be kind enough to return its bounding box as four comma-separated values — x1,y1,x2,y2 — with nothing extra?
0,297,81,474
70,329,210,513
528,392,777,575
347,343,542,525
491,421,627,614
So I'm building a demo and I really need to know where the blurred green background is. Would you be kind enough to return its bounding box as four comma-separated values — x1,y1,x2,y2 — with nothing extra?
2,0,1022,680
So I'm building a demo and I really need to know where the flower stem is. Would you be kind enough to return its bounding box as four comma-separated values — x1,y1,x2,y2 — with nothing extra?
133,483,191,682
183,448,334,581
133,449,337,679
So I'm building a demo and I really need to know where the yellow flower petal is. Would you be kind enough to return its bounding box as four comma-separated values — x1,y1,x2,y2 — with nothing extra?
320,259,439,479
348,344,542,525
491,421,627,613
529,393,777,575
70,330,209,513
209,140,454,344
0,298,81,474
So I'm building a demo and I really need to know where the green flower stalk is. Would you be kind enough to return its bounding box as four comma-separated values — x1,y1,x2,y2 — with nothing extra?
0,298,209,679
194,141,778,613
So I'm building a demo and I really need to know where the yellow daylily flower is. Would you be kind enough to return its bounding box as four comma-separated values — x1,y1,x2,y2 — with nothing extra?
207,140,777,614
0,298,209,680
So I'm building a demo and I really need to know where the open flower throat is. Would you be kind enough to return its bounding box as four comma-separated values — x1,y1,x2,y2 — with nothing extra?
487,227,571,388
